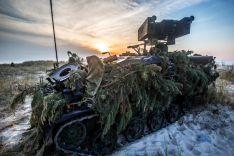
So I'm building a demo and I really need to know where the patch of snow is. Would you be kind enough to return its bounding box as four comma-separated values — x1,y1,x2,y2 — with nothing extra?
111,104,234,156
226,84,234,93
0,96,32,149
36,71,47,78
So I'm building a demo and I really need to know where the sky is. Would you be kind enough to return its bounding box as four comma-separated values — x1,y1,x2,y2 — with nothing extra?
0,0,233,63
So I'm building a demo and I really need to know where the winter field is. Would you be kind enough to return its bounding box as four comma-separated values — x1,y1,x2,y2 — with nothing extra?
0,61,233,156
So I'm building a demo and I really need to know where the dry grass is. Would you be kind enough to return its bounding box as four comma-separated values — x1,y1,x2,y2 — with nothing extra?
0,60,67,77
0,76,39,118
0,129,37,156
219,68,234,84
0,137,7,150
215,68,234,108
0,60,67,118
195,69,234,110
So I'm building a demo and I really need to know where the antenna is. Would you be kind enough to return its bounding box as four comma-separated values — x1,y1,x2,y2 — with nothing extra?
50,0,59,69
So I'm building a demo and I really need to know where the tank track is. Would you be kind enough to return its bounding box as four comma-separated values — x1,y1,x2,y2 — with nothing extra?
54,113,98,155
115,112,186,148
54,111,186,156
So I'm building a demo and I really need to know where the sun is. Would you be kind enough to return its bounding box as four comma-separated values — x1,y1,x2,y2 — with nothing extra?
95,44,108,52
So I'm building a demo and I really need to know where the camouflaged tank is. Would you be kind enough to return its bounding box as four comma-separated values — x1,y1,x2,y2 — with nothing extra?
16,15,219,155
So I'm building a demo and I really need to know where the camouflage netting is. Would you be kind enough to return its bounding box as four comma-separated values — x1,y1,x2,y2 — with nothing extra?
167,51,209,96
6,42,218,155
85,55,105,96
64,69,87,90
92,62,182,134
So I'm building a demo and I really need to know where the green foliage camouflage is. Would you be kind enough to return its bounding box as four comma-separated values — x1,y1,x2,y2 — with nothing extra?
9,84,67,155
67,51,85,65
8,43,217,154
92,62,181,134
167,51,209,96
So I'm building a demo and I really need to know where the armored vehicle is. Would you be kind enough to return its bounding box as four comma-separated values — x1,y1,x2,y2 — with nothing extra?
12,15,219,155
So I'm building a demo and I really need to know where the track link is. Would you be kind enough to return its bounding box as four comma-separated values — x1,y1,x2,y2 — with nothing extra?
54,113,98,155
53,111,186,155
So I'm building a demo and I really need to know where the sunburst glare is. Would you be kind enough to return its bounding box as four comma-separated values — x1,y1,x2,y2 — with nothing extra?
95,44,108,52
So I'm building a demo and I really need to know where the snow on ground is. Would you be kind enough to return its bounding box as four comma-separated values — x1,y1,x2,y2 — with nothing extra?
225,83,234,93
111,104,234,156
0,97,32,149
216,65,233,71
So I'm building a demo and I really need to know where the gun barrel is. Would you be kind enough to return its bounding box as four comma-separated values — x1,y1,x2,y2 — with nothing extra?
189,56,213,65
103,55,118,63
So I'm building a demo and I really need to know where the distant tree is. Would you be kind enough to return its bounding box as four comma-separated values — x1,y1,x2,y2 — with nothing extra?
11,62,15,67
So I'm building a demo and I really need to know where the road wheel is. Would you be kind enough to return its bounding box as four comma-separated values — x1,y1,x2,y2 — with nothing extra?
92,129,117,155
166,104,181,123
54,121,86,150
182,96,193,113
124,118,145,142
147,111,165,132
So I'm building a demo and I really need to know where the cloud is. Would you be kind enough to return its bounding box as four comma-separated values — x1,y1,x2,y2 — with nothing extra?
155,0,209,16
0,26,51,38
0,1,33,22
0,0,208,57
